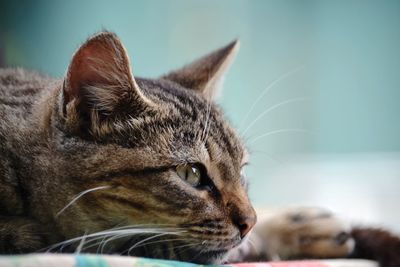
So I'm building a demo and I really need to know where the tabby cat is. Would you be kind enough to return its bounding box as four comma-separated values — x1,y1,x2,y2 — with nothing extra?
0,32,399,265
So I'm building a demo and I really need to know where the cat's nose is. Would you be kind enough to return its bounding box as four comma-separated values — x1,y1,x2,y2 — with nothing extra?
226,195,257,239
234,215,257,238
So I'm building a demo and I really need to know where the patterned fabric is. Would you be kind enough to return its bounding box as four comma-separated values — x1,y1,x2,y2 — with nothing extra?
0,254,378,267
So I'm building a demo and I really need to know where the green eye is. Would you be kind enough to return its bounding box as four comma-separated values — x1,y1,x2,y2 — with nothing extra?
176,164,201,187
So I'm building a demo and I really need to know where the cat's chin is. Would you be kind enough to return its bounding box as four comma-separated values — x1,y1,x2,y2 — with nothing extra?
181,240,246,264
178,238,244,264
181,248,230,264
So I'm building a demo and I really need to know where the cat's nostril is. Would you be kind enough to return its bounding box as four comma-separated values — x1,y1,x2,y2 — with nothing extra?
238,222,250,238
236,216,256,239
335,231,350,245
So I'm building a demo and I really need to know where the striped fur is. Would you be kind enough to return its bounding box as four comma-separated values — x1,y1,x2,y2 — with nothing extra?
0,32,255,263
2,32,398,266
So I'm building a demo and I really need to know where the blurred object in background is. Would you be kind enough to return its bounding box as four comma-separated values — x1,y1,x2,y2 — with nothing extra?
258,153,400,232
1,0,399,231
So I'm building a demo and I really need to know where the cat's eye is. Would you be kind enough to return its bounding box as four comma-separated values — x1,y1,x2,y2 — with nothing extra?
176,164,202,187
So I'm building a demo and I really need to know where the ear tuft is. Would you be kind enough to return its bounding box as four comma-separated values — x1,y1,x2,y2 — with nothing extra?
162,40,239,99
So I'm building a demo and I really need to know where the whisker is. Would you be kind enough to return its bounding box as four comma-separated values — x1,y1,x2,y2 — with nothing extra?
126,237,191,250
93,223,178,232
45,227,184,253
55,185,111,217
46,223,179,252
98,237,191,254
82,223,182,252
241,97,310,136
79,234,108,253
123,238,201,258
74,231,88,254
90,224,182,253
101,231,183,255
100,232,137,254
201,91,213,143
239,65,305,129
248,128,314,145
127,231,184,255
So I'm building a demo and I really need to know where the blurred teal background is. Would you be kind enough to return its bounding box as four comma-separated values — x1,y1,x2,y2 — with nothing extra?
1,1,400,229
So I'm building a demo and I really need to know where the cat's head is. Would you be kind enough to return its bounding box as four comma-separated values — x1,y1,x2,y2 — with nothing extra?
51,32,256,263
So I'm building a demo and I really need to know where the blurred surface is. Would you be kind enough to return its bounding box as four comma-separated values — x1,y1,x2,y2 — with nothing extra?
1,1,399,231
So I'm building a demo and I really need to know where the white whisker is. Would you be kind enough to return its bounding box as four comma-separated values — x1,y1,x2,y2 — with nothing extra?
75,231,88,254
100,232,135,254
248,128,314,145
239,65,305,129
55,185,111,218
241,97,310,136
201,93,213,143
128,237,191,249
127,231,184,255
45,226,184,253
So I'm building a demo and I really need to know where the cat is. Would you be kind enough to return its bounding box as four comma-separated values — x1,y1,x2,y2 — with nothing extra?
0,31,399,266
0,31,256,263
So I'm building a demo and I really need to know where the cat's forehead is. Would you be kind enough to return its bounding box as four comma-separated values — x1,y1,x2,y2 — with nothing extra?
136,77,203,102
113,77,246,166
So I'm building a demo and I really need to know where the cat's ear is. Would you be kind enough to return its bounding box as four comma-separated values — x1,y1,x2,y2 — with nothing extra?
62,32,152,136
162,40,239,99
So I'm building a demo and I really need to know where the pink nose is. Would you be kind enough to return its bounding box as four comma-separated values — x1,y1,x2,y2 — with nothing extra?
235,215,257,238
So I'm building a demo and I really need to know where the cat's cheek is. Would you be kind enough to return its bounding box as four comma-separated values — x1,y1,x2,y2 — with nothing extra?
197,189,211,200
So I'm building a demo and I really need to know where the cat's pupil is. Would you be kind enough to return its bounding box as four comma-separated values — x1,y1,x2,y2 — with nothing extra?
176,164,201,187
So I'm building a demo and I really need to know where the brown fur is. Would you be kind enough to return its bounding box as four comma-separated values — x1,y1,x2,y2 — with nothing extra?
350,227,400,267
0,32,255,263
1,31,399,266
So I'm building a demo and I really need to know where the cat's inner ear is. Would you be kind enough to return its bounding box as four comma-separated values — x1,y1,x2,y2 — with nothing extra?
62,32,151,134
162,40,239,99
